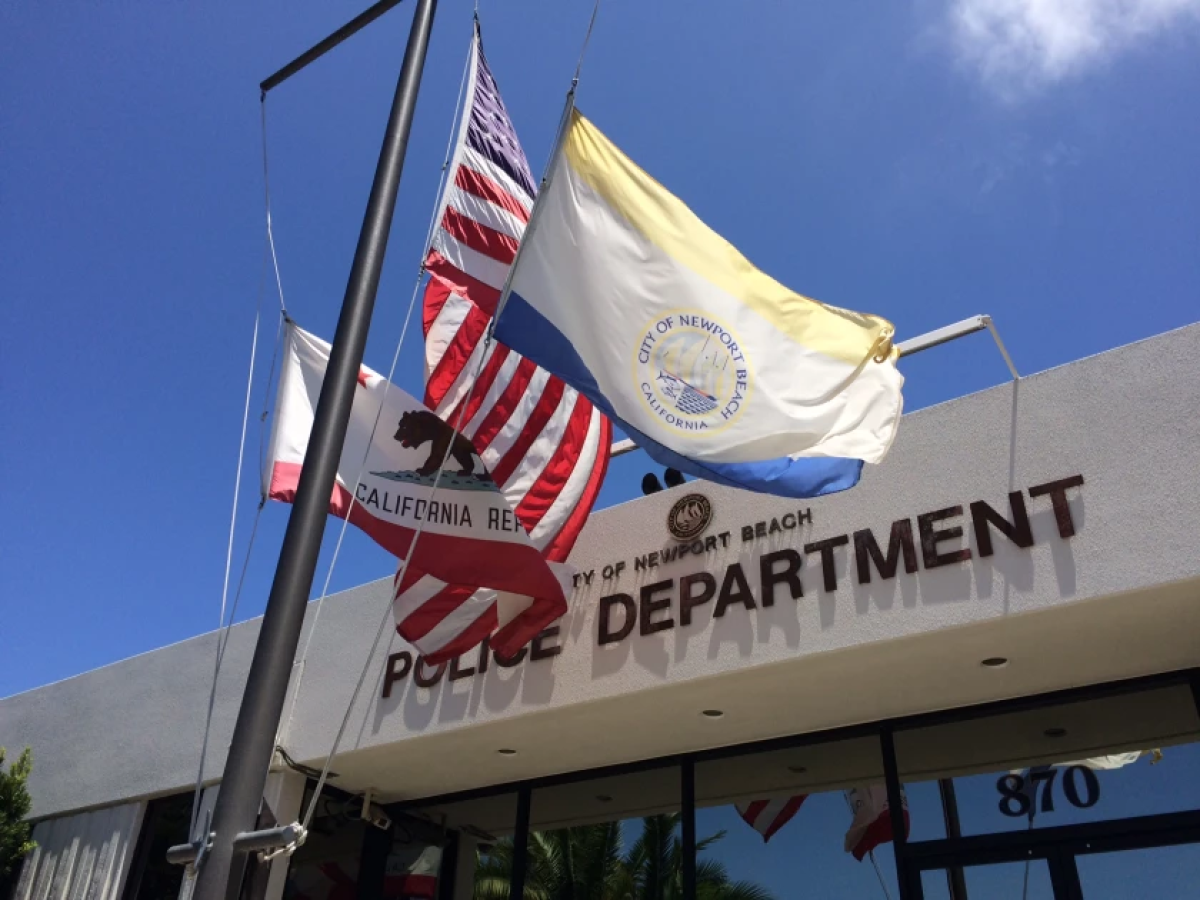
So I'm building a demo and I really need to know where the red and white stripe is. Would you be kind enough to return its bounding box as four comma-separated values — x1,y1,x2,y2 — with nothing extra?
393,24,610,661
736,795,808,843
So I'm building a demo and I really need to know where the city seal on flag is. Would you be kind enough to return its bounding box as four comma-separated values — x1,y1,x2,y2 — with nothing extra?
634,310,751,437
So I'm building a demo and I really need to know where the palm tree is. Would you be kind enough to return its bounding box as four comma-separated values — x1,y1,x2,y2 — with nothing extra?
473,813,774,900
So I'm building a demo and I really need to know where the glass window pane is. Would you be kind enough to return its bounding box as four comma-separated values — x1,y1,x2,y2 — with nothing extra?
385,814,446,899
283,787,367,900
284,787,456,900
920,860,1054,900
896,684,1200,838
525,764,682,897
695,736,902,898
125,793,191,900
1077,844,1200,898
410,792,521,899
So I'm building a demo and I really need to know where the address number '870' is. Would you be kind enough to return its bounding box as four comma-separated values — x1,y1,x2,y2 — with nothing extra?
996,767,1100,817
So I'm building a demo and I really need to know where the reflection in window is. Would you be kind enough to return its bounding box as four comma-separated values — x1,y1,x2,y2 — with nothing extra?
1077,843,1200,898
896,684,1200,840
286,788,451,900
920,860,1054,900
415,793,519,900
283,788,366,900
696,737,903,899
384,814,445,899
503,765,690,898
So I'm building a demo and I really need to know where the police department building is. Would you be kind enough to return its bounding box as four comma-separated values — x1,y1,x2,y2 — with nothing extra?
5,323,1200,900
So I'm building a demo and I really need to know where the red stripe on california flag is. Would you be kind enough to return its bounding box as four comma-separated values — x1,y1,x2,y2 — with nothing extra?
540,412,612,562
441,207,518,266
489,378,566,487
470,357,538,452
425,251,501,317
514,394,593,531
425,302,490,410
447,343,510,435
422,607,498,665
421,274,454,338
454,166,530,224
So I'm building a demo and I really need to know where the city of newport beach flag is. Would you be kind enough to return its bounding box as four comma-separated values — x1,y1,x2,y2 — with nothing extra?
265,322,570,662
735,794,808,843
494,108,904,499
396,22,611,646
844,784,909,861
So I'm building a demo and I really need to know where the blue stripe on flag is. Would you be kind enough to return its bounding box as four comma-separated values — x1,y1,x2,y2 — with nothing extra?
496,291,864,499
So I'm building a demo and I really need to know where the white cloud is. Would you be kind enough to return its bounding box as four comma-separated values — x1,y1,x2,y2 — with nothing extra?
945,0,1200,97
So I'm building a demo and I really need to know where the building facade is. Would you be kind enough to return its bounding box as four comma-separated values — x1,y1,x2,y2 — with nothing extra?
4,323,1200,900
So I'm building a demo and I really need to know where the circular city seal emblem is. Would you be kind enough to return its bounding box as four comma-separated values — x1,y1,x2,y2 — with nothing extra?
634,311,750,437
667,493,713,542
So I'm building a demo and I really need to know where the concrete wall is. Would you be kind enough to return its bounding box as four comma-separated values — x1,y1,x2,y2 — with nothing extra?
4,323,1200,819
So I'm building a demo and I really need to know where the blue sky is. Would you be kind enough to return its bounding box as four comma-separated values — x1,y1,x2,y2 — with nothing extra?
2,0,1199,704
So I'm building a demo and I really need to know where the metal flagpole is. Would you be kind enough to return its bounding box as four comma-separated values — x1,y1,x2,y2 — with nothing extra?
189,2,437,898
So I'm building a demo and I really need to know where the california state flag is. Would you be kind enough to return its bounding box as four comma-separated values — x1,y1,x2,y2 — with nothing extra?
266,322,570,662
844,784,909,861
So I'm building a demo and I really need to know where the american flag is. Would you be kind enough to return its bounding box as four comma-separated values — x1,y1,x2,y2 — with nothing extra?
736,795,808,842
392,23,611,663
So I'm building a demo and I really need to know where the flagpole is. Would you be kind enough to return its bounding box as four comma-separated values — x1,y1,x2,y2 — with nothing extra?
190,1,437,898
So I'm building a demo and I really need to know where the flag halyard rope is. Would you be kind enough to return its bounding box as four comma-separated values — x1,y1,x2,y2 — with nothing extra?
187,103,277,839
572,0,603,88
261,99,289,318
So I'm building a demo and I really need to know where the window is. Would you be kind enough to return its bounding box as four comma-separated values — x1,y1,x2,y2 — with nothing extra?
695,735,901,899
286,786,454,900
1076,844,1200,898
282,787,367,900
383,814,445,899
919,861,1054,899
525,764,683,898
412,791,523,898
895,684,1200,840
123,793,192,900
